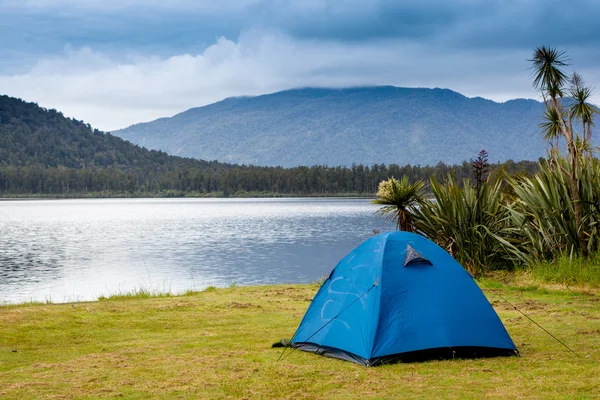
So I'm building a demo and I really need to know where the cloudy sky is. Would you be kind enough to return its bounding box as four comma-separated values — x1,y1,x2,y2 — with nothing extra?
1,0,599,131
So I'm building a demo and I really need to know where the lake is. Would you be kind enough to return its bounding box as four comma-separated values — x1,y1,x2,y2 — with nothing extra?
0,198,394,303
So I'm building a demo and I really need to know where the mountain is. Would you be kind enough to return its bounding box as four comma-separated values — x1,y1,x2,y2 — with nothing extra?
0,94,236,195
0,93,538,197
113,86,550,167
0,94,215,172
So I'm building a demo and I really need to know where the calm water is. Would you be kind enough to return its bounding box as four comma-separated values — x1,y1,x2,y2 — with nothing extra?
0,198,394,303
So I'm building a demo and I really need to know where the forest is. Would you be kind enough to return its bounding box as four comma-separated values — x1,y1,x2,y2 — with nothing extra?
0,94,537,196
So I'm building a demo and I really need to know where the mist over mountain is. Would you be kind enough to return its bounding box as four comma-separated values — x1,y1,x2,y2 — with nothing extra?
113,86,551,167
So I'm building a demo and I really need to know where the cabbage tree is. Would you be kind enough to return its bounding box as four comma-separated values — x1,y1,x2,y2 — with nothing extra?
372,176,425,232
530,46,598,258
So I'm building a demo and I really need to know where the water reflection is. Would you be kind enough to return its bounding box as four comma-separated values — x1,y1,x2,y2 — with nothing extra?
0,198,394,303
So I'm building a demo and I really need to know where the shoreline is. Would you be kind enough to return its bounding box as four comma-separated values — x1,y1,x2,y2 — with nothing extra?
0,192,376,200
2,274,598,308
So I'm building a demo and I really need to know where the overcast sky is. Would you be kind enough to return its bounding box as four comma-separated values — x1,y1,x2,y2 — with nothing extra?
1,0,599,131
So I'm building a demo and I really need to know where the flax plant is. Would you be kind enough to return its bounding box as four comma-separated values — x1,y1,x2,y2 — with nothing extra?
411,177,519,276
507,154,600,260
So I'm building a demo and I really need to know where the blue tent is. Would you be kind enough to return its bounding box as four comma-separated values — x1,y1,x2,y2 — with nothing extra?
292,231,518,366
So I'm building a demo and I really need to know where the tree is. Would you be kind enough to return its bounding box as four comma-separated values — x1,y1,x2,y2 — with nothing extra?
372,176,425,231
530,46,598,258
569,72,597,147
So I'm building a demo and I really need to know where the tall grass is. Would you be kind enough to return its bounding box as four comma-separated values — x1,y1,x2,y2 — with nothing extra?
97,286,174,301
528,252,600,286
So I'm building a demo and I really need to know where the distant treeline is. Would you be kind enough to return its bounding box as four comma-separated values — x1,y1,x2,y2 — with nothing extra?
0,160,538,196
0,94,539,196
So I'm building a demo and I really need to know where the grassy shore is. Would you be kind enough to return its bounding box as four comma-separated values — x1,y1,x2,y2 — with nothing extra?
1,282,599,399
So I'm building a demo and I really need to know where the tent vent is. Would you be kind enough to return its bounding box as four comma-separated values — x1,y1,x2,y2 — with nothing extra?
404,244,432,267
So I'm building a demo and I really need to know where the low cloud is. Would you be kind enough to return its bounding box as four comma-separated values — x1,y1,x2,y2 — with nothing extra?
1,1,600,131
2,30,575,131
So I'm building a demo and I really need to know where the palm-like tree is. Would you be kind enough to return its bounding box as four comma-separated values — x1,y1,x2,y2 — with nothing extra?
540,107,563,146
569,72,598,144
530,46,596,258
531,47,568,98
531,47,570,141
372,176,425,231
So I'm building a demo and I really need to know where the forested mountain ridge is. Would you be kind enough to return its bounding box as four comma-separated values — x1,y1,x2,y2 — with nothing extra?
0,94,214,171
0,94,538,196
113,86,550,167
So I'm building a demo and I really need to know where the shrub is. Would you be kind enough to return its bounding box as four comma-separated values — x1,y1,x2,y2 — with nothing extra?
412,176,519,276
372,176,426,231
506,154,600,260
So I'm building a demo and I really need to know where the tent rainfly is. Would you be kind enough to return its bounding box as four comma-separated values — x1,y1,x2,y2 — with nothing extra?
291,231,518,366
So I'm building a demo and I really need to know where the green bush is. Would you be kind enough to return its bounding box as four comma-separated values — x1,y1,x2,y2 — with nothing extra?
375,154,600,281
506,154,600,260
411,176,518,276
372,176,426,231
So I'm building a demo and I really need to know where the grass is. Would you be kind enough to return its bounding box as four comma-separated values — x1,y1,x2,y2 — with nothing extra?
528,253,600,286
1,283,599,399
97,288,174,302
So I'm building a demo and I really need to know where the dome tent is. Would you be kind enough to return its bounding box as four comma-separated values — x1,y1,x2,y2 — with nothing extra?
291,231,518,366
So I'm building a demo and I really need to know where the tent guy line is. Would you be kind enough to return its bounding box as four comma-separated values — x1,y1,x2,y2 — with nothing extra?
476,278,583,359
